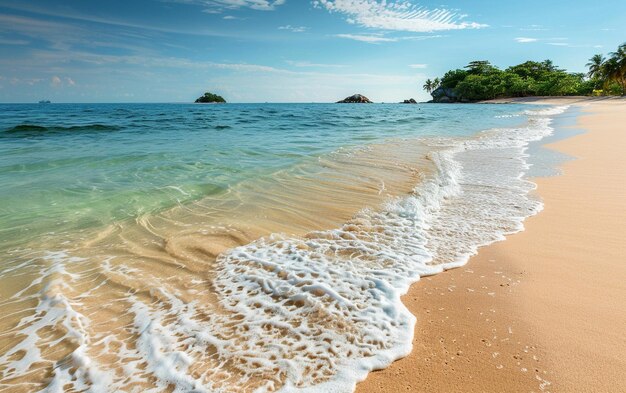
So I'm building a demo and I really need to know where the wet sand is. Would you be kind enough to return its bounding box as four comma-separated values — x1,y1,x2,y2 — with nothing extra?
356,97,626,392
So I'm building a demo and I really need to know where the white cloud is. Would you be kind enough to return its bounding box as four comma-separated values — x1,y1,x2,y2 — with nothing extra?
51,76,62,87
335,33,397,43
408,63,427,69
278,25,309,33
515,37,538,43
222,14,248,20
313,0,485,32
334,33,442,43
46,75,75,87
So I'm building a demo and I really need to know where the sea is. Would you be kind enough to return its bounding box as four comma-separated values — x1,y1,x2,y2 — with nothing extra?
0,102,569,392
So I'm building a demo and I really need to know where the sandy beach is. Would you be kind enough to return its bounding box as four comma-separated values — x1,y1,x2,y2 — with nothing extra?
357,97,626,393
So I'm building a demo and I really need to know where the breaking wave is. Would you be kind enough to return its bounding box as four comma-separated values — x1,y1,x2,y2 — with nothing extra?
0,106,569,392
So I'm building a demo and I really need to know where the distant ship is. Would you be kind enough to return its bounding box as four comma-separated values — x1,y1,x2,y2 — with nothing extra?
38,100,51,104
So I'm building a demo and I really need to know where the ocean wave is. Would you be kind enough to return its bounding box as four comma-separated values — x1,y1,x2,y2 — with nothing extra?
3,123,121,136
0,106,569,392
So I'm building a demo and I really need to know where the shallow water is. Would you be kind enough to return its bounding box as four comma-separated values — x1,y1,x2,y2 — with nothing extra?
0,103,567,392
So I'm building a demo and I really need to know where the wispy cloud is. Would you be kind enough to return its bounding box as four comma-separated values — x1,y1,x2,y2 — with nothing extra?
519,24,547,31
313,0,486,32
4,77,43,86
48,76,76,87
0,38,30,45
286,60,347,68
513,36,600,49
50,76,62,87
0,14,79,38
408,64,427,69
335,33,443,43
171,0,286,12
515,37,538,43
335,33,397,43
278,25,308,33
0,6,248,38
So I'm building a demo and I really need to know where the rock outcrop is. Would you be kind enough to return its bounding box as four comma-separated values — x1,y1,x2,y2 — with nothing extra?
401,98,418,104
336,94,372,103
430,87,459,103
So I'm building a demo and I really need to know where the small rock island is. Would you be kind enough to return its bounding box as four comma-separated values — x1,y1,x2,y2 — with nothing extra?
195,92,226,103
336,94,372,103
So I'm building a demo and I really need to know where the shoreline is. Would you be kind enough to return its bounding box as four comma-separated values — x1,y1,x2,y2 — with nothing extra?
356,96,626,392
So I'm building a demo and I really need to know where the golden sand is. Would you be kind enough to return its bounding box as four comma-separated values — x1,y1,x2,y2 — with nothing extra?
356,97,626,392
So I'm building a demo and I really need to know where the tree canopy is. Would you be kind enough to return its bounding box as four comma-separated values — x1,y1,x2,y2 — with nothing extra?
585,43,626,95
195,92,226,103
425,42,625,102
425,59,594,102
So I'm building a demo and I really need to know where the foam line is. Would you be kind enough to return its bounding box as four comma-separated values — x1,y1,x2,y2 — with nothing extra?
0,106,569,393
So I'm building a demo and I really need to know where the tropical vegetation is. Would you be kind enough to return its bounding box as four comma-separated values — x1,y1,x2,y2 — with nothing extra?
195,92,226,103
423,42,625,102
585,43,626,96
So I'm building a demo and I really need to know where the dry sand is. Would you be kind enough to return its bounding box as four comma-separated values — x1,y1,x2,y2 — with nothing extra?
356,97,626,393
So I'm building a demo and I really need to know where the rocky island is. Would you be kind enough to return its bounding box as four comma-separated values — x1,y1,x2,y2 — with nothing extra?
336,94,372,103
195,92,226,103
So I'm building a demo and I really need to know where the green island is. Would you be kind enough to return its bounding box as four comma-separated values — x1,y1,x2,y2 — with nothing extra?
195,92,226,103
424,42,626,103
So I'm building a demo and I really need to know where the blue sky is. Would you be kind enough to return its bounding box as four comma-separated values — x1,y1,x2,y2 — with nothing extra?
0,0,624,103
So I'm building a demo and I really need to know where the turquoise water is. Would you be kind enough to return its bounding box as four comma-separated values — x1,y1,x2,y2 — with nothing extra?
0,103,526,251
1,102,563,393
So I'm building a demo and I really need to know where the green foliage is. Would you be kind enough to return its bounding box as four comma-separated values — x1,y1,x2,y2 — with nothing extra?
455,74,501,100
195,92,226,103
427,57,600,101
439,69,469,89
465,60,499,75
506,60,560,80
585,43,626,96
422,79,434,94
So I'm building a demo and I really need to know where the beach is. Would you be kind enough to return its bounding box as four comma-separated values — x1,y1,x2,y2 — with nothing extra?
356,97,626,393
1,103,545,391
1,99,624,392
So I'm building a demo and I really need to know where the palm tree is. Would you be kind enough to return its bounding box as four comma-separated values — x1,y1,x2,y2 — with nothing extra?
586,54,606,79
422,79,434,94
433,77,441,90
607,43,626,95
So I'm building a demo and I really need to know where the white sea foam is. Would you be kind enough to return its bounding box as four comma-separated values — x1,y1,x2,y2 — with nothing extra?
0,106,569,392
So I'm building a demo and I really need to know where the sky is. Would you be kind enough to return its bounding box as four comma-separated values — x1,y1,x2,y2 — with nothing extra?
0,0,624,103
